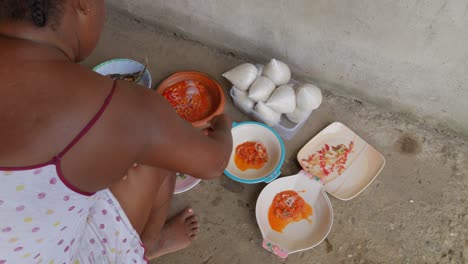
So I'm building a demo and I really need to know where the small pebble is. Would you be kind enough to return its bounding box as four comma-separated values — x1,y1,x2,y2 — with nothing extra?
348,254,353,258
410,200,414,203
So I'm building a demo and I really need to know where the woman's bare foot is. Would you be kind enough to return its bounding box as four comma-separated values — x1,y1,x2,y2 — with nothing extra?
146,208,199,259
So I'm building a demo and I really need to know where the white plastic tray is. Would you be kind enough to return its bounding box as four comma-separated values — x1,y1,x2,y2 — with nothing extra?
230,88,310,140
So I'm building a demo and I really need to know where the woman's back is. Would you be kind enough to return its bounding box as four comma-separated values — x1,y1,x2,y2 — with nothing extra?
0,1,232,261
0,37,146,191
0,39,135,262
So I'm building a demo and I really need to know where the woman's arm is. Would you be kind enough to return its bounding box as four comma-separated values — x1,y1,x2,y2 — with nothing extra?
122,81,233,180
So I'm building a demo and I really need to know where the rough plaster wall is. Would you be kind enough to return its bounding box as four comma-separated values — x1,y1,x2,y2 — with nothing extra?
108,0,468,138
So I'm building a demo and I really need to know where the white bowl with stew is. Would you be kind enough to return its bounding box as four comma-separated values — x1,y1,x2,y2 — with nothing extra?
224,121,285,184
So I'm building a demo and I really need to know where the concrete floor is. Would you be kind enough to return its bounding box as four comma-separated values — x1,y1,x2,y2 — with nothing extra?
84,9,467,264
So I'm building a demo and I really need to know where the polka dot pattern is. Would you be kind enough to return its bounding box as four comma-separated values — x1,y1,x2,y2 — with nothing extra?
1,165,146,263
72,190,148,263
14,246,23,252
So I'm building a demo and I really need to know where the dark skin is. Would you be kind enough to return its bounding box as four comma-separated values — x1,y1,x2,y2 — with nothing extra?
0,0,232,259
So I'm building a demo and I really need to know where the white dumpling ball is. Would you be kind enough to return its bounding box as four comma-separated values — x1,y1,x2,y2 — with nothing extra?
266,84,296,114
262,59,291,86
248,76,276,102
232,87,248,97
286,107,312,124
255,64,264,77
222,63,258,91
232,87,255,114
254,102,281,127
296,83,322,111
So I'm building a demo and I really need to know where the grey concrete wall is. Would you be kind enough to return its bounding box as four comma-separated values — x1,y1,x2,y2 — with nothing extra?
108,0,468,137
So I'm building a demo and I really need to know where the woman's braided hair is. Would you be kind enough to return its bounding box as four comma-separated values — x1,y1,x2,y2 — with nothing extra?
0,0,63,28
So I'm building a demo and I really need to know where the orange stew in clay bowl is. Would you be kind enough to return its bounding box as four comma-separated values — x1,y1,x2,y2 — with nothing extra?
157,72,225,128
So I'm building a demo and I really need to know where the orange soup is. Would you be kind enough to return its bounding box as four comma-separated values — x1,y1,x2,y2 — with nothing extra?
163,80,212,122
268,190,313,233
234,141,268,171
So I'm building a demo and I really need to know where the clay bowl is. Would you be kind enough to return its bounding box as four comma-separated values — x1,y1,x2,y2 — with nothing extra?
156,71,225,128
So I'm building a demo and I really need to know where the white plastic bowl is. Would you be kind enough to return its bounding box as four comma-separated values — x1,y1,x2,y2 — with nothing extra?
224,122,285,184
256,171,333,258
174,174,201,194
93,58,152,88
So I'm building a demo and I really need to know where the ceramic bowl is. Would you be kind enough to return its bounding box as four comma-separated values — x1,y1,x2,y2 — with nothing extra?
224,122,285,184
93,58,152,88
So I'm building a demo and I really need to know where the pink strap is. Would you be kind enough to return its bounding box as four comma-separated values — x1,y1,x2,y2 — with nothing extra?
56,81,117,159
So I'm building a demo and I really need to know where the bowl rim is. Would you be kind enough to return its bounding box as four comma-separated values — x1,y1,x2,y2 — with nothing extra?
156,71,226,127
224,121,286,184
174,175,202,195
92,58,152,88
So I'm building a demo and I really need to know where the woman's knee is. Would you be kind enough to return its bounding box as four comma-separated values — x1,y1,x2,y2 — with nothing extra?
128,165,175,193
158,170,176,195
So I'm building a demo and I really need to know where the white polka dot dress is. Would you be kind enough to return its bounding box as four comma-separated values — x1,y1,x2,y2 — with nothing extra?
0,82,148,263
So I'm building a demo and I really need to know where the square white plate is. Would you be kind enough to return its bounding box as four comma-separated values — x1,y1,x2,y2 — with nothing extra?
297,122,385,200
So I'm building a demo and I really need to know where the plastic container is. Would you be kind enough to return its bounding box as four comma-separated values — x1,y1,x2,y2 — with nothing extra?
230,88,310,140
256,122,385,258
93,58,152,88
157,71,225,128
224,122,285,184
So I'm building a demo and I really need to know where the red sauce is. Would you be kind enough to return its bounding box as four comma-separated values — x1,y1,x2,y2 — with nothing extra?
163,80,212,122
234,141,268,171
268,190,313,233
